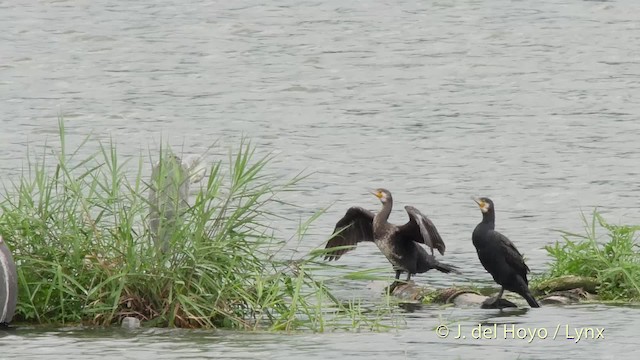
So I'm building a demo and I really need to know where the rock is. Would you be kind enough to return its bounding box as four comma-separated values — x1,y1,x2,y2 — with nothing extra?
540,295,572,305
372,274,602,308
389,281,429,301
534,275,598,294
121,317,141,329
385,280,596,308
480,297,518,309
450,292,490,306
539,288,598,305
434,288,518,308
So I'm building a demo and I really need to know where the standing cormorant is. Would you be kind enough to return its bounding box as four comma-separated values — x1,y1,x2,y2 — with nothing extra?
324,188,457,283
472,197,540,308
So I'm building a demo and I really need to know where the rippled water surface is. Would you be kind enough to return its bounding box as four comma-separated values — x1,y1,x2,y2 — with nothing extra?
1,0,640,358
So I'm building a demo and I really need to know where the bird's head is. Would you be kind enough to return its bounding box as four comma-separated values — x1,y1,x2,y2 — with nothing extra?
371,188,392,204
472,196,494,214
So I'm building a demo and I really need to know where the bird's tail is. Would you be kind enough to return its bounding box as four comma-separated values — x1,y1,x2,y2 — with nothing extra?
521,289,541,308
434,261,461,274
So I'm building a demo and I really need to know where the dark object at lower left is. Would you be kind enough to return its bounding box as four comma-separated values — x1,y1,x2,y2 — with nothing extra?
0,235,18,326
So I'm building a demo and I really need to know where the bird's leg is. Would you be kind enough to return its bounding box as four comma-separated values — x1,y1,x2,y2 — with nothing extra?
388,281,398,294
483,287,505,307
405,272,412,282
386,270,403,294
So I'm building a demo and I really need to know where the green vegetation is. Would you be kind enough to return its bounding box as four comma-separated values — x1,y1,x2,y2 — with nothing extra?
541,210,640,301
417,210,640,306
0,119,397,331
3,120,639,331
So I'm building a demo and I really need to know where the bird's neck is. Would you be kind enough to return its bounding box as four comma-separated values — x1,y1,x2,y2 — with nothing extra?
481,211,496,228
374,198,393,230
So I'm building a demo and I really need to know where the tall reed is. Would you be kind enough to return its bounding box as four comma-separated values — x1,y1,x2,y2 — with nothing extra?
544,210,640,301
0,119,397,330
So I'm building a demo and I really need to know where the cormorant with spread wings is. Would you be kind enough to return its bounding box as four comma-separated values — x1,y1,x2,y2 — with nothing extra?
324,188,457,282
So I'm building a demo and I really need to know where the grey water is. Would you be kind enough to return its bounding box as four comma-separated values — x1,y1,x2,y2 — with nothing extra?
1,0,640,358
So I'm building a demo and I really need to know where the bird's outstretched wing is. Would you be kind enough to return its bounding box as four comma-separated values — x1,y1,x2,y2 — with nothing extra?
397,205,446,256
324,207,375,261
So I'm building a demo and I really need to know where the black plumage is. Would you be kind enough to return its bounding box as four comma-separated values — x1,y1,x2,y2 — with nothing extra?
324,188,456,282
472,197,540,308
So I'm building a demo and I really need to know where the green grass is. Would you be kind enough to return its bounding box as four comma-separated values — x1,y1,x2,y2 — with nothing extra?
0,119,399,331
542,210,640,301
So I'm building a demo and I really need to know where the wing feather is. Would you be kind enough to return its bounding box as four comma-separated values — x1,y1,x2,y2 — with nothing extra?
492,230,530,282
397,205,446,256
324,207,375,261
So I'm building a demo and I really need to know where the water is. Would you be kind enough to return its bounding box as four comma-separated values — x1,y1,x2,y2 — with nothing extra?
0,305,637,359
1,0,640,358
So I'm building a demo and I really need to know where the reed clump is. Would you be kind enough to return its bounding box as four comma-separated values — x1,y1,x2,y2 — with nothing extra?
541,210,640,301
0,119,395,331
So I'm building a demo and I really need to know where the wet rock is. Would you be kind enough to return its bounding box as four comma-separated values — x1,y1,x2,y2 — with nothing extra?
121,317,141,329
480,297,518,309
389,281,428,301
534,275,598,294
372,277,601,308
450,292,490,306
539,288,598,305
436,288,518,308
388,281,597,308
540,295,572,305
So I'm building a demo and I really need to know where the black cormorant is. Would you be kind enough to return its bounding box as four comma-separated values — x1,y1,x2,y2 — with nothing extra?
324,188,457,282
472,197,540,308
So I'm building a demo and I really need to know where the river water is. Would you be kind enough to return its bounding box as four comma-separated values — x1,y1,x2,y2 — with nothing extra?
1,0,640,358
